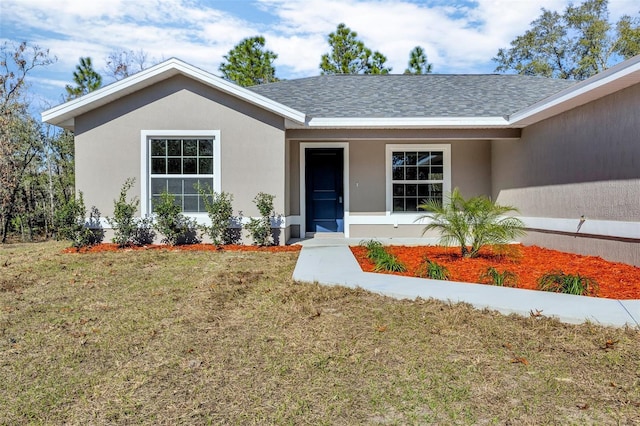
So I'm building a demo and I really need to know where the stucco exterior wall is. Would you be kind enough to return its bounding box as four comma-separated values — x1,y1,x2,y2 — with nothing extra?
287,137,492,238
492,82,640,265
74,75,287,226
346,139,491,213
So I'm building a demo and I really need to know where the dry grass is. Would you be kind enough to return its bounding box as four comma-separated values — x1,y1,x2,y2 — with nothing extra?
1,241,639,425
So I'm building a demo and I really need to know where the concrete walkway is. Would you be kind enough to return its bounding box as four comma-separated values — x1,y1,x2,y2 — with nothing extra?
291,238,640,328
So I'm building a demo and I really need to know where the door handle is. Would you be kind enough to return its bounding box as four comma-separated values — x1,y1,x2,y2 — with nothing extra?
339,196,343,204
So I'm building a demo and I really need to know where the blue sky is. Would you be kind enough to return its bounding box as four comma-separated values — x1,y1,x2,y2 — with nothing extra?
1,0,638,112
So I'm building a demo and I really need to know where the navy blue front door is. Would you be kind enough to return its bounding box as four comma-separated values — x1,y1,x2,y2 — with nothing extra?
305,148,344,233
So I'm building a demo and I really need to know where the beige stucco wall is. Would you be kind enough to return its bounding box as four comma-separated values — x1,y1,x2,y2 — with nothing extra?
492,82,640,265
74,75,287,226
288,139,491,214
287,137,492,238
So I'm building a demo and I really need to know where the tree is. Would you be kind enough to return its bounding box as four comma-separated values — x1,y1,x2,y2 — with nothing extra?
65,57,102,99
616,15,640,59
320,23,392,75
494,0,640,80
105,49,155,81
0,42,55,242
404,46,433,74
417,188,525,258
219,36,279,87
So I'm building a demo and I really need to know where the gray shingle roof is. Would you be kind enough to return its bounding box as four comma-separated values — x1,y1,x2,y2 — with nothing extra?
248,74,576,118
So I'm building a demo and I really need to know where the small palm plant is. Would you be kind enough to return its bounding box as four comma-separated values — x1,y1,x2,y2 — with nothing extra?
417,188,525,258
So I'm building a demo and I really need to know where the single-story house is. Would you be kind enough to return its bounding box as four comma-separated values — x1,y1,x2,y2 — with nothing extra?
42,55,640,265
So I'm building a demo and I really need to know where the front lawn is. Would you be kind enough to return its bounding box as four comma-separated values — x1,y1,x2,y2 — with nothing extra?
1,241,639,424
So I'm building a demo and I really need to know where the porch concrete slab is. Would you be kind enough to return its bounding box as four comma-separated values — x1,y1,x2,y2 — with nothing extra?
289,237,439,247
292,245,639,328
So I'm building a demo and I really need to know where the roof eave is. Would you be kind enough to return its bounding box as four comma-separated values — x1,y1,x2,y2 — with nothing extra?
304,116,511,129
41,58,306,130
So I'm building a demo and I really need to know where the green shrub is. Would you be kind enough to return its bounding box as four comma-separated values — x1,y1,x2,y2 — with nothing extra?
132,216,155,246
373,251,407,273
152,191,200,246
418,188,525,258
107,178,142,247
197,183,236,245
245,192,275,246
415,257,450,280
480,266,517,287
360,239,386,261
537,271,599,296
359,240,407,273
54,192,103,248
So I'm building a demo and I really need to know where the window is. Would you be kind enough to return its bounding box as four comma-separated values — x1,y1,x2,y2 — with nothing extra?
142,131,221,216
386,144,451,213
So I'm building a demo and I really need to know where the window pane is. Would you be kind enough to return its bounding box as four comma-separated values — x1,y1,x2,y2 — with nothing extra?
418,152,431,165
151,178,167,195
418,166,429,180
196,178,213,193
168,158,182,174
389,148,446,214
431,153,443,166
167,178,182,194
428,197,443,208
392,166,404,180
151,139,166,156
199,139,213,156
405,166,417,180
183,178,199,194
392,152,405,166
405,152,417,165
183,195,199,212
183,157,197,174
430,167,443,180
199,158,213,174
184,139,198,156
151,196,162,211
167,139,181,156
150,136,215,214
151,158,166,174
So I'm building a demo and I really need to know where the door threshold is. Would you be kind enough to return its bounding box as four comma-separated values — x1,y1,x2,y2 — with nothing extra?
305,232,345,239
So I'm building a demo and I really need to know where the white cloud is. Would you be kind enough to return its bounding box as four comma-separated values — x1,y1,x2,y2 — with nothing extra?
1,0,638,106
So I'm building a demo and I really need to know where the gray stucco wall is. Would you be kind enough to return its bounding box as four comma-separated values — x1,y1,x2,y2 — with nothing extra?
287,138,492,238
74,75,286,221
492,82,640,265
347,139,491,213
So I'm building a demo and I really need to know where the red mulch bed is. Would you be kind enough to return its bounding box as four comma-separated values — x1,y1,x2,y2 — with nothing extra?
350,244,640,300
63,243,301,254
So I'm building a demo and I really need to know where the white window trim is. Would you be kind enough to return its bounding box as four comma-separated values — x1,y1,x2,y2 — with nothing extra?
299,142,350,237
140,130,221,218
385,144,451,220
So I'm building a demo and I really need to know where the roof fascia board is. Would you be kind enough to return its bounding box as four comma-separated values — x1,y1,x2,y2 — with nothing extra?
306,116,510,129
509,55,640,126
42,58,306,127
